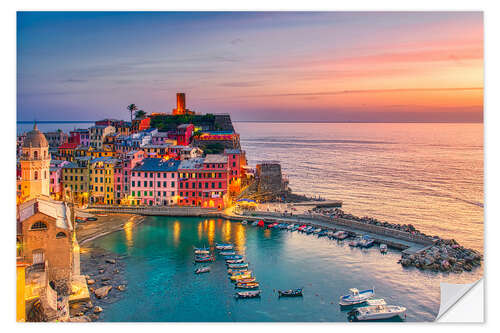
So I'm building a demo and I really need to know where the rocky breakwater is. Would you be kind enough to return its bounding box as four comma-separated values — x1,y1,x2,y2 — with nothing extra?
399,238,483,273
76,248,129,321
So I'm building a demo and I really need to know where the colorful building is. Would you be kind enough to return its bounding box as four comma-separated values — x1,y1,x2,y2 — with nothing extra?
49,160,69,200
89,125,115,149
89,156,118,205
130,158,180,206
61,158,90,205
178,154,230,209
69,129,90,146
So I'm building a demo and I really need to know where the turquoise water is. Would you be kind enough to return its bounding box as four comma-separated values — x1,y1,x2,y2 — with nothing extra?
88,216,482,322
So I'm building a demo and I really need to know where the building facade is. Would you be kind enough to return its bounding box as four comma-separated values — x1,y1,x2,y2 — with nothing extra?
89,125,115,149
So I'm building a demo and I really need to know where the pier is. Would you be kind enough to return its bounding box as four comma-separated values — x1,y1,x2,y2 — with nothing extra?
83,205,434,254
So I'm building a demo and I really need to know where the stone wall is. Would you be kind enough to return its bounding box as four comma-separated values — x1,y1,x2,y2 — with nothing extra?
87,205,220,216
256,163,284,194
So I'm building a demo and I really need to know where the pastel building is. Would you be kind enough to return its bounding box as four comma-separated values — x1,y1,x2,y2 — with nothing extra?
89,125,115,149
61,157,90,205
130,158,180,206
89,156,118,205
69,129,90,146
114,150,145,203
178,154,229,209
49,160,69,200
225,148,245,196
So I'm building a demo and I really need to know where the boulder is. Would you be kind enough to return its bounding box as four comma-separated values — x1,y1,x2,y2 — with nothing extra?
101,277,110,282
105,258,116,264
93,306,103,314
87,279,95,285
116,285,126,291
70,315,91,322
94,286,113,299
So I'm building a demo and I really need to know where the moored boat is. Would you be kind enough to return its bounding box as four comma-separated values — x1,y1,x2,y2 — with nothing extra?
228,263,248,269
339,288,375,306
194,247,210,255
86,217,97,221
348,237,361,247
224,255,243,260
251,221,259,226
194,255,215,263
313,228,322,234
380,244,388,253
241,220,248,225
235,277,256,283
230,273,252,281
359,235,375,248
225,259,244,264
227,268,249,275
215,243,234,250
348,305,406,321
220,251,236,256
195,267,210,274
278,288,303,297
235,290,261,299
334,231,349,240
235,282,260,289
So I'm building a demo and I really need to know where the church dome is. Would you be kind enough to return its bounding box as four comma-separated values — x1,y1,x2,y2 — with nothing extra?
23,123,49,148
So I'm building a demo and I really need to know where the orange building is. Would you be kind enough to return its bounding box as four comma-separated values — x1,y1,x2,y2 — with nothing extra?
172,92,195,115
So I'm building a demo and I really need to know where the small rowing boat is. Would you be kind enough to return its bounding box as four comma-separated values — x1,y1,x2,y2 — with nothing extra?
220,251,236,256
195,267,210,274
215,243,234,250
227,268,249,275
235,290,261,299
278,288,303,297
224,255,243,260
194,256,214,263
235,282,259,289
230,273,252,281
348,305,406,321
225,259,244,264
194,247,210,255
235,277,256,283
228,263,248,269
339,288,375,306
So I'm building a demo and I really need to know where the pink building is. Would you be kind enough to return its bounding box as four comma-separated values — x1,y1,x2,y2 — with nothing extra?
49,159,69,199
114,150,145,203
130,158,180,206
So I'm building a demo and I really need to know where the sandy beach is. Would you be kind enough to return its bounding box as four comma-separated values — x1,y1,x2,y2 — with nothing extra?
76,213,145,245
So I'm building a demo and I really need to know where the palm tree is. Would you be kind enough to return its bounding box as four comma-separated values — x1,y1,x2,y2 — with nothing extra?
135,110,146,119
127,104,138,124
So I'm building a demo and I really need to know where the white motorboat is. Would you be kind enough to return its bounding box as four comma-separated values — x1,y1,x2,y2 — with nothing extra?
313,228,322,234
349,305,406,321
365,298,386,306
339,288,375,306
241,220,248,225
334,231,349,240
380,244,388,253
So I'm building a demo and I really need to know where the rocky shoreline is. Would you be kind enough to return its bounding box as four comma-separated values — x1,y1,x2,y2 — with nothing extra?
72,213,145,322
72,248,129,321
313,207,483,273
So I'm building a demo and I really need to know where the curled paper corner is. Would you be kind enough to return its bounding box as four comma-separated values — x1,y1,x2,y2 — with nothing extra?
436,279,484,322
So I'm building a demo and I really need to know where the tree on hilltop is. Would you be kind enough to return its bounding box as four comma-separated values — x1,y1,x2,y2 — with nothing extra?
127,104,138,123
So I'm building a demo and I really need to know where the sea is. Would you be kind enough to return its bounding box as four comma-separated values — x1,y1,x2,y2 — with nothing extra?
18,121,484,322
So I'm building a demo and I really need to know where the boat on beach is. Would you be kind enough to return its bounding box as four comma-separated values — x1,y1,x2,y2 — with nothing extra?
339,288,375,306
348,305,406,321
278,288,303,297
380,244,388,253
235,290,261,299
195,267,210,274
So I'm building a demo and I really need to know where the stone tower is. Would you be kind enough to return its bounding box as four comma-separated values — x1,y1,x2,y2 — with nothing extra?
19,123,51,202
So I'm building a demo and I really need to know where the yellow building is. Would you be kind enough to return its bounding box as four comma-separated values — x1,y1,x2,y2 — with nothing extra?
89,157,117,204
18,124,51,203
61,160,90,206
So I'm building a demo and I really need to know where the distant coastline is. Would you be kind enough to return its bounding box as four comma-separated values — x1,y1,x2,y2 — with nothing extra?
17,120,484,124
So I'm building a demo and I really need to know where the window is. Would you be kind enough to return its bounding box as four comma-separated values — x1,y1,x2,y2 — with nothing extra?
56,232,67,239
171,173,175,178
171,181,175,187
30,221,47,230
171,191,174,196
149,181,153,187
132,181,135,187
218,182,222,188
157,182,161,187
34,171,38,180
150,173,153,178
34,151,38,159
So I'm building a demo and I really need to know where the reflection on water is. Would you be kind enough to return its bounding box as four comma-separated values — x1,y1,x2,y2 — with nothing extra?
91,217,482,322
123,220,134,248
173,221,180,246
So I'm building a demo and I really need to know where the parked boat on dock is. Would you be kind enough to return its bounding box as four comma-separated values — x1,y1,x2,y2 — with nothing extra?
339,288,375,306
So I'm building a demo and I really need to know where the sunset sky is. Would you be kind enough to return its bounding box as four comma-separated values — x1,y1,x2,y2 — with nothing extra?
17,12,483,122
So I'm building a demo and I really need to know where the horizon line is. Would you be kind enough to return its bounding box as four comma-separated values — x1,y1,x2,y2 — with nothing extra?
17,120,484,124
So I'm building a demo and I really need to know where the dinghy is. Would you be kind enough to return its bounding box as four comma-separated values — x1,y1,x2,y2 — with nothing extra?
224,255,243,260
220,251,236,256
339,288,375,306
278,288,303,297
215,243,234,250
194,267,210,274
235,282,260,289
228,263,248,269
225,259,244,264
235,290,261,299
